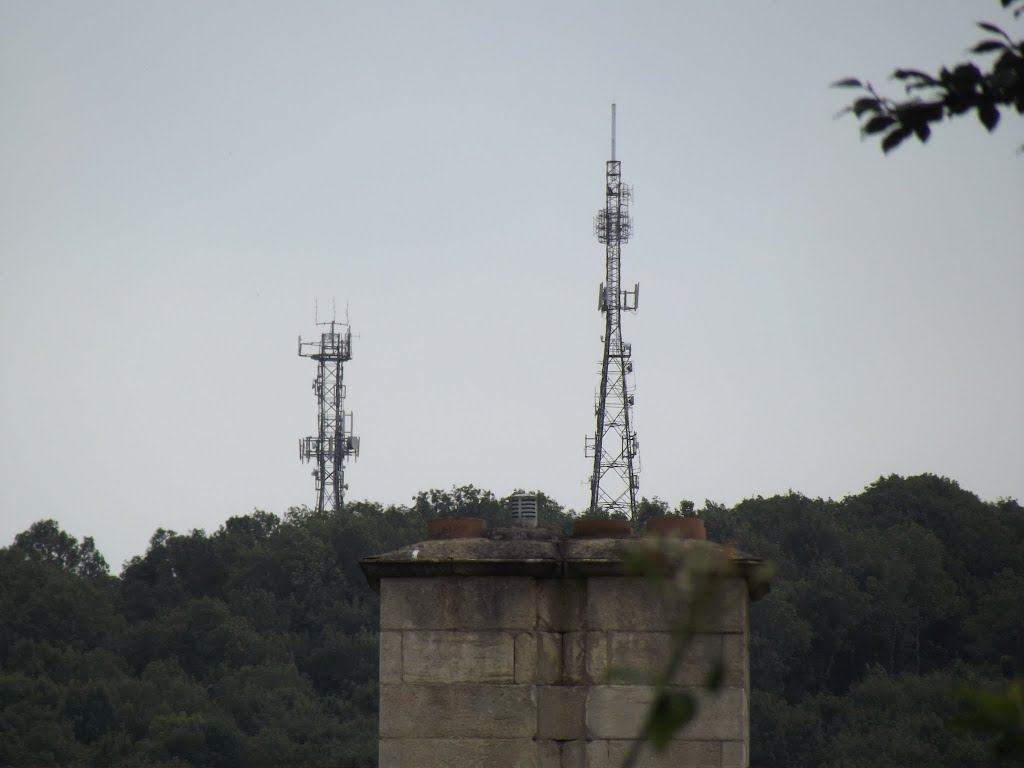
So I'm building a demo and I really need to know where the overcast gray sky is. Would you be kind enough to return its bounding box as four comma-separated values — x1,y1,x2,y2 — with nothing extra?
2,1,1021,570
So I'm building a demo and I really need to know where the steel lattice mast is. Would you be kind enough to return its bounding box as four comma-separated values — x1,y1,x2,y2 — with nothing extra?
298,316,360,512
586,104,640,518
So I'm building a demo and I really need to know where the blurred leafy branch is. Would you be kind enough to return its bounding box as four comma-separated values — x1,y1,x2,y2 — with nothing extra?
621,528,1024,768
619,536,771,768
953,680,1024,762
834,0,1024,153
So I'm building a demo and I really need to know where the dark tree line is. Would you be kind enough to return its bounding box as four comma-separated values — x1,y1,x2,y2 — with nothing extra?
703,474,1024,766
1,475,1021,766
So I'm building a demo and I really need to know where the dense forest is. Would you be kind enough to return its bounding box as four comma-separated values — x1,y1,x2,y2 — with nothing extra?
1,475,1021,767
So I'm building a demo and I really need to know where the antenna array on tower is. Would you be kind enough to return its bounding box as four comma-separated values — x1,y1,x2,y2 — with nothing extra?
585,105,641,519
298,311,360,512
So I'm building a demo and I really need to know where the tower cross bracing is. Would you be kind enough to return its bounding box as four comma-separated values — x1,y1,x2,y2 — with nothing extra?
298,317,359,512
586,105,640,519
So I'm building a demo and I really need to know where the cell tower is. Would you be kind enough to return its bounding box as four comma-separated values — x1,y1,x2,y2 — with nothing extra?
298,309,360,513
585,104,641,519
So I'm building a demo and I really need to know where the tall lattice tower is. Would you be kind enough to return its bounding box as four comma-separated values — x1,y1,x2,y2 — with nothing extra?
298,313,360,512
585,104,640,518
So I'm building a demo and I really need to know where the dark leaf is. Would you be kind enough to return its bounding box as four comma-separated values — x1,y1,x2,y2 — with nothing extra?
831,77,863,88
977,21,1010,40
881,127,912,153
852,97,881,117
897,100,944,124
705,658,725,691
893,69,937,84
947,94,973,115
863,115,897,134
979,102,1001,131
905,82,941,95
646,690,697,749
920,102,946,122
971,40,1007,54
952,63,983,88
994,50,1020,74
913,122,932,142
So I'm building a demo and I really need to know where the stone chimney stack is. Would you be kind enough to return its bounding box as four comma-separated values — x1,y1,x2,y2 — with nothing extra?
361,525,766,768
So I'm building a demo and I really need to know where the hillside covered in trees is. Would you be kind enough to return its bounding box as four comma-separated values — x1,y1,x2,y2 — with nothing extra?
1,475,1021,767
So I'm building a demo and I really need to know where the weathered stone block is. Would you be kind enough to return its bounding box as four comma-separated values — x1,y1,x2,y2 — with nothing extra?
537,686,586,740
403,631,514,684
587,576,749,634
538,578,585,631
606,739,722,768
585,631,609,684
563,632,586,684
586,686,746,742
515,632,537,684
511,632,562,684
584,740,610,768
607,632,721,686
722,634,746,687
380,683,536,738
722,740,748,768
379,738,401,768
587,578,683,631
381,577,537,630
380,631,402,684
687,688,747,742
381,738,539,768
585,685,655,739
561,740,586,768
536,739,561,768
370,545,760,768
700,579,747,634
537,632,562,684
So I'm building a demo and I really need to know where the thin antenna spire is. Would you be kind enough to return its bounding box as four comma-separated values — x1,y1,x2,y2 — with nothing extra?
586,105,640,519
611,103,616,160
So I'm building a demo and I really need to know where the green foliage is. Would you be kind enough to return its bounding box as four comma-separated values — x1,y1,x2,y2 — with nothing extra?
0,474,1020,766
635,496,670,525
632,496,698,525
13,519,110,578
830,668,989,767
136,712,243,768
835,2,1024,152
411,484,505,523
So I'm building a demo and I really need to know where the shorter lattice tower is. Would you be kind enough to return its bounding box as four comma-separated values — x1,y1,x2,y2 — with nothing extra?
585,104,641,519
298,312,360,512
